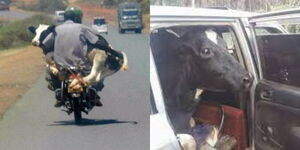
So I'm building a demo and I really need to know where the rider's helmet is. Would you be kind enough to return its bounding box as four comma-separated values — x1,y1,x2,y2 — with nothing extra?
64,6,83,23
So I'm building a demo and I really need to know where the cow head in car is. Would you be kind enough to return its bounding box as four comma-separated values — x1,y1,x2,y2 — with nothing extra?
28,24,55,54
180,28,251,91
150,27,252,133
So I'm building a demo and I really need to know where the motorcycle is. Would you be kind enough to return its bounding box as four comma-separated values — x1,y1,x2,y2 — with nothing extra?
56,65,98,125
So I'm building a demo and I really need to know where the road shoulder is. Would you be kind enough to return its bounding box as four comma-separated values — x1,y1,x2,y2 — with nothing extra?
0,46,44,119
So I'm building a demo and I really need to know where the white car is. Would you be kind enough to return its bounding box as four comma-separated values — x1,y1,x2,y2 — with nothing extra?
55,11,65,23
92,17,108,34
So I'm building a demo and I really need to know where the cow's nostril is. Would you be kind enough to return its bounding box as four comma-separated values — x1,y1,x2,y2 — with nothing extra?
242,73,253,89
243,77,250,83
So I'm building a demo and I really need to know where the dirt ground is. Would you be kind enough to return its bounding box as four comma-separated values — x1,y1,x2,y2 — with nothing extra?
73,2,117,24
0,46,44,118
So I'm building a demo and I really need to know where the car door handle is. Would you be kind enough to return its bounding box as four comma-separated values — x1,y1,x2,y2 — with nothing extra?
260,90,273,100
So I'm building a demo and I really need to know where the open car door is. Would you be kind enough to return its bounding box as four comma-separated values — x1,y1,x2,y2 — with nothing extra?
249,9,300,150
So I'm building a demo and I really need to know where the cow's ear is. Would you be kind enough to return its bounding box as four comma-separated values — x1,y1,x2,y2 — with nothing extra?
28,26,36,34
48,25,56,32
176,42,196,62
178,36,198,55
179,32,203,56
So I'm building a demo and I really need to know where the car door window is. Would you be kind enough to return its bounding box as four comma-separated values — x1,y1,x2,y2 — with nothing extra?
220,28,241,60
282,24,300,33
255,26,283,35
254,20,300,87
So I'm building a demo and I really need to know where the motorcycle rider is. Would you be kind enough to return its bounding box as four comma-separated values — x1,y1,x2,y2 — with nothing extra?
43,6,122,107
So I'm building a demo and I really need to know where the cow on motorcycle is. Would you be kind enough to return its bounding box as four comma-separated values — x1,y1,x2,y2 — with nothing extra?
28,6,128,124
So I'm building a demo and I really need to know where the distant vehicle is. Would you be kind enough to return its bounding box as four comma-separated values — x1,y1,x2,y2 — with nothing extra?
92,17,108,34
55,11,65,23
118,2,143,34
0,0,9,11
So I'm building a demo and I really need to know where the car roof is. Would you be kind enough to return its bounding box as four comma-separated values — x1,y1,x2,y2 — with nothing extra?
151,6,258,18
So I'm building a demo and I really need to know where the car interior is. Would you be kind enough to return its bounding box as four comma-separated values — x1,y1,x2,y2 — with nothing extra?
151,25,252,150
194,25,250,150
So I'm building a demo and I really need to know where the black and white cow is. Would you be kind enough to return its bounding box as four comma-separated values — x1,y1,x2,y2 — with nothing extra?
150,27,252,134
28,24,128,87
29,24,55,55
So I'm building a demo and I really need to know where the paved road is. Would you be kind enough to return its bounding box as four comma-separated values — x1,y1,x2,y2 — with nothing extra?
0,10,150,150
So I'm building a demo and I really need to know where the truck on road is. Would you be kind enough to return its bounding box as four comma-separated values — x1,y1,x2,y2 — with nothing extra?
118,2,143,34
0,0,10,11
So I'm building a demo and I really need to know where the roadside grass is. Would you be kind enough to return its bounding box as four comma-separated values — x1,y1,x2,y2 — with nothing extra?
77,0,100,5
0,46,44,119
0,14,54,51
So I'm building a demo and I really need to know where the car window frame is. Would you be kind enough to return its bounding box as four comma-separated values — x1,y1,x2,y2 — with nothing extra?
150,50,182,150
151,17,257,76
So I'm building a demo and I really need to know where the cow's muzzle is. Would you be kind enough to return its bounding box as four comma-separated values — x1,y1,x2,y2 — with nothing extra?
241,72,253,90
31,41,39,46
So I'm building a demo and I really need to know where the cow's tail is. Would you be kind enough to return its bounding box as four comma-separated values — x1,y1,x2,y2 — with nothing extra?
120,51,128,71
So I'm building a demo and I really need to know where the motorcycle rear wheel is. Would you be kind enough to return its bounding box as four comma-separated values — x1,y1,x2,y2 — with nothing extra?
73,98,82,125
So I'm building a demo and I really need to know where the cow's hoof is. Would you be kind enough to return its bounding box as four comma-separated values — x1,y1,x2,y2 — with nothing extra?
122,65,129,71
177,134,197,150
121,51,128,71
190,118,196,128
95,100,103,107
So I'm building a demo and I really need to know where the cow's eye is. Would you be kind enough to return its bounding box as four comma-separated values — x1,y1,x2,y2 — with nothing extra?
200,48,213,58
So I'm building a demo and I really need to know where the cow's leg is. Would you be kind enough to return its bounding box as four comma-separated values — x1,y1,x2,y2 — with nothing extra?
70,50,107,90
173,88,202,132
44,52,61,91
45,66,61,91
86,50,128,83
190,88,203,128
99,69,117,80
83,50,107,85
